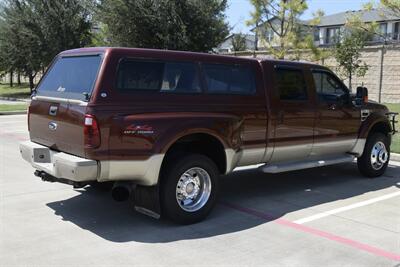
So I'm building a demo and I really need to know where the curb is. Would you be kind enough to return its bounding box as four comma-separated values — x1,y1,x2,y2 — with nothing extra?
0,96,30,102
0,110,27,115
391,153,400,162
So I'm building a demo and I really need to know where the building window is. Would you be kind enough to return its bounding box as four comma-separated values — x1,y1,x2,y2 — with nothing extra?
393,22,400,40
326,27,340,44
265,28,274,42
373,23,388,41
313,28,320,42
379,23,388,34
378,23,388,41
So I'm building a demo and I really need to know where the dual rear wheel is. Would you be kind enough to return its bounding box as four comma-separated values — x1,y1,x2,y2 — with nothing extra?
160,154,219,224
158,133,391,224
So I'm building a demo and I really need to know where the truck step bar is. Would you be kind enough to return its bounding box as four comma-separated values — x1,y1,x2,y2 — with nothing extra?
260,155,355,174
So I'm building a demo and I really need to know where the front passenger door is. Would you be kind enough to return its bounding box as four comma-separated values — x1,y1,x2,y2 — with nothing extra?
311,70,361,157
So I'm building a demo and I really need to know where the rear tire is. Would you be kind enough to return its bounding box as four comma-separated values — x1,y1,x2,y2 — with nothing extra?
160,154,219,224
357,133,390,178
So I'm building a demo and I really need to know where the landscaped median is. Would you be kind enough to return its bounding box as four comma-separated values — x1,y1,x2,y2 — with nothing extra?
0,83,30,114
0,103,28,114
386,104,400,154
0,83,31,99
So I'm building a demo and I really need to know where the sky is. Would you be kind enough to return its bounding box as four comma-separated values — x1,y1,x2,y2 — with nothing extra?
226,0,373,33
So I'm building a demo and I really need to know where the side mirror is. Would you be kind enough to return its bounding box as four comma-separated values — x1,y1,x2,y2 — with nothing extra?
355,86,368,106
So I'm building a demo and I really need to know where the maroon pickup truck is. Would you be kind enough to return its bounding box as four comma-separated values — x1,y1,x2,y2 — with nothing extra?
20,47,398,224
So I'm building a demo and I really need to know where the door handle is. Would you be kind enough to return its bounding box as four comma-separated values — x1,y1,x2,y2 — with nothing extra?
278,111,284,124
328,104,337,110
49,105,58,116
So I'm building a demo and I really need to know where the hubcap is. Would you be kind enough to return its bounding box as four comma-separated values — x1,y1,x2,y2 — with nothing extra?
370,141,388,170
176,167,211,212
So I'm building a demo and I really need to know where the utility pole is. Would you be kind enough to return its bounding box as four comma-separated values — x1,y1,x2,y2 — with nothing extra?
378,44,385,103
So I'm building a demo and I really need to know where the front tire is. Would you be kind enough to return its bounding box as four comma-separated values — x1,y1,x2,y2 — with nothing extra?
160,154,219,224
357,133,390,177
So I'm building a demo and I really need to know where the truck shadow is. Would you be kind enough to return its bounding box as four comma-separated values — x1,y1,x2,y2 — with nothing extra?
46,163,400,243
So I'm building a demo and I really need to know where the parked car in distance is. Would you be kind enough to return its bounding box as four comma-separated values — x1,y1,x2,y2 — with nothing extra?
20,47,398,224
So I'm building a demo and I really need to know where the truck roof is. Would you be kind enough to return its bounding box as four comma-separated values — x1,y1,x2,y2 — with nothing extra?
60,47,323,68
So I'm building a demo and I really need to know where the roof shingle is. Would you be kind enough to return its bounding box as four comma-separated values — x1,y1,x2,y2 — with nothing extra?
313,8,400,27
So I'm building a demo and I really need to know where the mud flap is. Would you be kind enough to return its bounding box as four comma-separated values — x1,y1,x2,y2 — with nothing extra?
134,185,161,219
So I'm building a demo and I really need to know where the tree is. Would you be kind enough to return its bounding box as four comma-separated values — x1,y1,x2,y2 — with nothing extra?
333,29,369,90
97,0,229,52
248,0,308,59
381,0,400,13
231,33,247,52
0,14,10,85
29,0,94,66
0,0,94,91
289,22,316,61
0,0,42,89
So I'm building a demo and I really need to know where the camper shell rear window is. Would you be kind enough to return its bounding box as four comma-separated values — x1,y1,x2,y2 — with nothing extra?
36,55,103,101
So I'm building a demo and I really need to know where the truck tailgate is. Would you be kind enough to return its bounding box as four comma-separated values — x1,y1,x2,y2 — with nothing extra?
29,100,87,158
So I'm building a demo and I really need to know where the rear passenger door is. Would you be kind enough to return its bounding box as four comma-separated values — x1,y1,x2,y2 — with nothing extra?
269,65,316,163
201,62,268,167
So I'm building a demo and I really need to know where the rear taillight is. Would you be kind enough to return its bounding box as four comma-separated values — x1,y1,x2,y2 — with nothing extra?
27,105,31,131
84,114,101,148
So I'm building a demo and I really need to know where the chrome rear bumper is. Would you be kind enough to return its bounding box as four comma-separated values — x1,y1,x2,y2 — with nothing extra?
19,141,98,182
19,140,163,186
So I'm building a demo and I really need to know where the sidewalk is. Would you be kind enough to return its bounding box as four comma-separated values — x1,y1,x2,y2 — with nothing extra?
391,153,400,162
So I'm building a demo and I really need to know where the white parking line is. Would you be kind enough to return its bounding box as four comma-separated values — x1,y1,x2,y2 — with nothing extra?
294,190,400,224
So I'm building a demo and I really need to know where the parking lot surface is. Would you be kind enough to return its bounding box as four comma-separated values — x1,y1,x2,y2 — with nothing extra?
1,115,399,266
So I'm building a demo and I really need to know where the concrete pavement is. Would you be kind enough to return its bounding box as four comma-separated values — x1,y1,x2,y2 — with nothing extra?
1,115,399,266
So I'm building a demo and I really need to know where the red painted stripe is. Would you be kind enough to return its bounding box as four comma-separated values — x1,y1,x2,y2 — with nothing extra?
221,202,400,262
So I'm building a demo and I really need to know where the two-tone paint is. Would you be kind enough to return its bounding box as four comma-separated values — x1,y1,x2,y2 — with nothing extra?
26,47,395,186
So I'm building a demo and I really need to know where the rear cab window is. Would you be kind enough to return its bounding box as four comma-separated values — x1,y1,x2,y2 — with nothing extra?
203,63,256,95
274,67,308,101
36,55,103,101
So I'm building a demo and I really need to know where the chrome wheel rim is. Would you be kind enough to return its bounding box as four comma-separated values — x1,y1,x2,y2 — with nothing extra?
370,141,388,170
176,167,211,212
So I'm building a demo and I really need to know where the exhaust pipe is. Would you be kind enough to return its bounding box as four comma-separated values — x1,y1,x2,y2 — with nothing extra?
111,182,135,202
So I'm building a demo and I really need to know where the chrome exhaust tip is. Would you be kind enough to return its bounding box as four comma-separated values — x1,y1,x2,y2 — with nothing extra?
111,182,135,202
